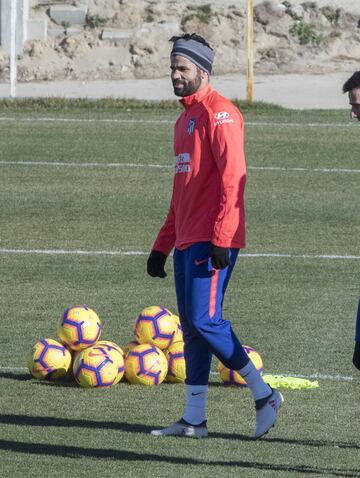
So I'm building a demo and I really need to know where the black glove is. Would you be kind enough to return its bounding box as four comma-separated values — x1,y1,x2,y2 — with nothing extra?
210,245,231,270
147,250,167,278
353,342,360,370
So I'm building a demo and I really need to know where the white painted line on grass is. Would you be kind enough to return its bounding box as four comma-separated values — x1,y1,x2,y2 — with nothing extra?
0,248,148,256
0,160,359,174
210,371,354,382
247,122,357,128
0,160,168,169
249,166,360,174
289,372,354,382
0,248,359,260
0,365,354,382
242,253,360,260
0,117,174,124
0,116,356,128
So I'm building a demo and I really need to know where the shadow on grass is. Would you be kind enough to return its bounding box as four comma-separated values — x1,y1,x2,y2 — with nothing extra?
0,371,236,388
0,371,80,387
0,438,359,477
1,414,359,452
0,371,135,388
208,382,230,388
0,372,32,381
32,379,80,388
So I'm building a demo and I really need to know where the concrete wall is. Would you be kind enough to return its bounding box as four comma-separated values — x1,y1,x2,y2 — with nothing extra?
0,1,85,53
0,0,29,54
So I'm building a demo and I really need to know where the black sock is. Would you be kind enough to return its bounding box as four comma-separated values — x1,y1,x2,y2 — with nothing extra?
179,418,207,427
353,342,360,370
255,388,273,410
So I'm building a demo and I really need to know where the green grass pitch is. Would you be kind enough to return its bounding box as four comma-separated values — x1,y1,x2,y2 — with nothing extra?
0,100,359,477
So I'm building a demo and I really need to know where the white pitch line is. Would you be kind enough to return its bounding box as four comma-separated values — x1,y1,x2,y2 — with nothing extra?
0,116,356,128
249,165,360,174
0,248,148,256
0,249,359,260
242,253,360,260
0,117,175,124
0,160,168,169
209,371,354,382
0,365,354,382
289,372,354,382
247,121,357,128
0,160,359,174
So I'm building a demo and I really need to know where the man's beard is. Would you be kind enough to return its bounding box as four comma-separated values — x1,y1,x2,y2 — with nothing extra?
173,74,202,97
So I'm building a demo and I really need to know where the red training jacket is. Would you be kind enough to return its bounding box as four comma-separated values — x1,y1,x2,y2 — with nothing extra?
153,84,246,255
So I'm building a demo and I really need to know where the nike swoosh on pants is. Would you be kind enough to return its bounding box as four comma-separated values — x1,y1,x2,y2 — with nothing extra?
194,258,208,266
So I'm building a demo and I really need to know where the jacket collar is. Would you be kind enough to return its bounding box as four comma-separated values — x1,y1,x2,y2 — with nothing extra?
180,84,213,109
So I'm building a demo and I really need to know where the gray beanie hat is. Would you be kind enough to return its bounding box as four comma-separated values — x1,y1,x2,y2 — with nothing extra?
171,37,215,75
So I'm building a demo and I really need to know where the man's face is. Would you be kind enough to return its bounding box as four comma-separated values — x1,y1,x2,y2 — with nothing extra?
349,88,360,121
170,55,203,97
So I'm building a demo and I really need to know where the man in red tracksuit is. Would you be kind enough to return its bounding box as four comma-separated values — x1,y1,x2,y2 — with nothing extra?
147,33,283,438
342,72,360,369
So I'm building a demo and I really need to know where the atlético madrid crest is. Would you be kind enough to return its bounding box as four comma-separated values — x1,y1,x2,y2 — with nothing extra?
187,118,196,135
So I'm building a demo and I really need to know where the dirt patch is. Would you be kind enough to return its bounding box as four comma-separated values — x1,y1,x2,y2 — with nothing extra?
1,0,360,82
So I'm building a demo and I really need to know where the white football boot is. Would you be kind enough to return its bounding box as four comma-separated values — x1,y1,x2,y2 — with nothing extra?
255,388,284,439
151,418,208,438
